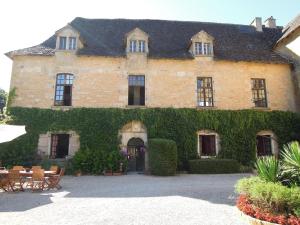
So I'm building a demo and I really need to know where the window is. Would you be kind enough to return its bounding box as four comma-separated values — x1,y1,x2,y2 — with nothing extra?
54,73,74,106
68,37,77,50
199,135,216,156
256,135,272,156
252,79,267,107
195,42,212,56
50,134,69,159
197,77,214,107
138,40,145,52
128,75,145,106
129,40,146,53
59,37,67,50
130,40,137,52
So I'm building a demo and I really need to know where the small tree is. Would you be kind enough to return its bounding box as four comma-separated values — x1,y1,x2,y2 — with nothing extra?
0,88,7,115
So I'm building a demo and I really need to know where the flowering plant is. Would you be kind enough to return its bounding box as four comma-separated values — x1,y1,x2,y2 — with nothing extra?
237,195,300,225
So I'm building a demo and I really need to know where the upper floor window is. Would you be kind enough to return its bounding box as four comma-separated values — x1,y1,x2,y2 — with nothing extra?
59,37,67,50
68,37,77,50
130,40,146,53
194,42,212,56
128,75,145,106
251,79,267,108
197,77,214,107
54,73,74,106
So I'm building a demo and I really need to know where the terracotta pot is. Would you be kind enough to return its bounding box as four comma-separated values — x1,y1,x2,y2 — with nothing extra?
238,208,279,225
105,170,113,176
113,172,122,176
75,171,82,177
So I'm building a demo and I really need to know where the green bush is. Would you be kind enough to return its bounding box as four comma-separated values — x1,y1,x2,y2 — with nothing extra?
72,148,124,175
149,138,177,176
1,107,300,168
255,156,280,183
281,141,300,186
188,159,241,174
236,177,300,216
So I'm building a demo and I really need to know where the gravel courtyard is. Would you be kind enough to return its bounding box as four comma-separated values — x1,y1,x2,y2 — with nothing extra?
0,173,249,225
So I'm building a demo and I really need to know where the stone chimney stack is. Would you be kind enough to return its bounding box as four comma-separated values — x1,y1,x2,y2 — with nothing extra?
264,16,276,28
250,17,263,32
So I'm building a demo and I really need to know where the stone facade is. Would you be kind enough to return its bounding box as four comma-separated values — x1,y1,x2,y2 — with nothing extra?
9,54,296,111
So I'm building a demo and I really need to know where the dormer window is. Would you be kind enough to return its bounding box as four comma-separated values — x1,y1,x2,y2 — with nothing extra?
59,37,67,50
194,42,212,56
126,28,149,55
129,40,145,53
190,30,214,57
68,37,77,50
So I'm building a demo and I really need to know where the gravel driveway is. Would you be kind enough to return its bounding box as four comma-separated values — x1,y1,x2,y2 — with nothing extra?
0,173,249,225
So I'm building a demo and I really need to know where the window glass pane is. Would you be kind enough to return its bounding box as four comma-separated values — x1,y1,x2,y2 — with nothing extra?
195,42,202,55
139,40,145,52
197,77,213,107
130,40,137,52
68,37,76,50
251,79,267,107
59,37,67,50
128,75,145,105
55,74,73,106
200,135,216,156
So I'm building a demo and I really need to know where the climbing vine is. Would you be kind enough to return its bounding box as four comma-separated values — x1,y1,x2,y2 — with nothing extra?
0,107,300,168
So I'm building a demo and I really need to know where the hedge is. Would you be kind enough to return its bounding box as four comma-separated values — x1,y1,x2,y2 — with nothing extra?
149,138,178,176
189,159,241,174
236,177,300,217
0,107,300,169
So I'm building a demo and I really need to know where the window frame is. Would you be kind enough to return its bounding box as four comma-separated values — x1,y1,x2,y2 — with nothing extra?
54,73,74,106
128,75,145,106
197,77,214,107
59,36,67,50
194,42,212,56
50,134,70,159
251,78,268,108
256,135,273,157
129,40,146,53
68,37,77,50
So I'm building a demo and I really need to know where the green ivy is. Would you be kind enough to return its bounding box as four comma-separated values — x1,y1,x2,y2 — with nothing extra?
0,107,300,168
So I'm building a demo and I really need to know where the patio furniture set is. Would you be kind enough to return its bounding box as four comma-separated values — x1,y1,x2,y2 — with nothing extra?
0,165,64,192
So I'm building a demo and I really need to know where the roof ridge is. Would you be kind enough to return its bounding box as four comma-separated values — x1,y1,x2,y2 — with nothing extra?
73,17,260,28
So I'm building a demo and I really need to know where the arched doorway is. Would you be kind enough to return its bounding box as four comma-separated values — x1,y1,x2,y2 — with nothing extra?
127,138,145,172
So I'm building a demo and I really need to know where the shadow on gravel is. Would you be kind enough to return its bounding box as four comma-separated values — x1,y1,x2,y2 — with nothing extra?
0,173,250,212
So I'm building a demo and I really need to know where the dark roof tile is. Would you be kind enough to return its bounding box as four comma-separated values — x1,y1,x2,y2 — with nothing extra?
6,17,288,63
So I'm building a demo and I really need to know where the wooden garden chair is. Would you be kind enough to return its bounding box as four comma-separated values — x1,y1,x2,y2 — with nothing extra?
46,168,64,190
8,170,24,192
0,175,10,192
31,166,42,170
50,165,59,174
12,166,24,171
29,169,46,192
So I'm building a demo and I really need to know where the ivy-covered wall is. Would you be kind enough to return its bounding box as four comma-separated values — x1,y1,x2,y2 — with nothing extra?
1,107,300,168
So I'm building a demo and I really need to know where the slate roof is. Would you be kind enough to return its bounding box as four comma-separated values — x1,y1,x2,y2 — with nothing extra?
6,17,289,64
277,14,300,44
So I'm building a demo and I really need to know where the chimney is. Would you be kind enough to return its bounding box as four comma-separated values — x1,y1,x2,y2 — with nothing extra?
264,16,276,28
250,17,262,32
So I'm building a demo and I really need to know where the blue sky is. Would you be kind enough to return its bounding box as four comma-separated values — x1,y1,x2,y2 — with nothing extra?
0,0,299,91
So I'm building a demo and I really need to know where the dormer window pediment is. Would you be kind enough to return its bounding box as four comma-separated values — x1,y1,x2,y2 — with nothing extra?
126,28,149,55
55,24,81,51
190,30,214,57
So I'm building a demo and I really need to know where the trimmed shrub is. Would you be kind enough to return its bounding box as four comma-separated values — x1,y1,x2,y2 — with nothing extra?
236,177,300,217
189,159,241,174
149,138,177,176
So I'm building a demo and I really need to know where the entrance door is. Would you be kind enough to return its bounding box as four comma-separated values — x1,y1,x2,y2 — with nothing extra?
51,134,70,158
127,138,145,172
